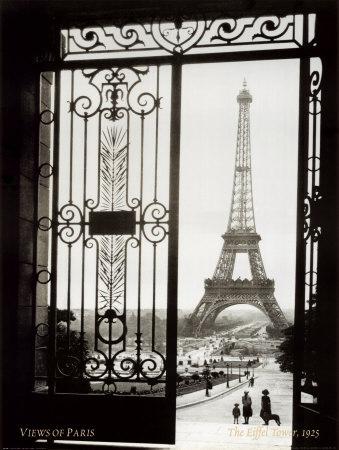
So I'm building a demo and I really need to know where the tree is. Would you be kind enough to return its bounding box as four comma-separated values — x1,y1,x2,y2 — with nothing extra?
56,308,77,323
276,308,320,385
126,312,166,353
51,308,91,393
241,347,251,357
275,325,294,373
191,372,200,383
266,325,283,339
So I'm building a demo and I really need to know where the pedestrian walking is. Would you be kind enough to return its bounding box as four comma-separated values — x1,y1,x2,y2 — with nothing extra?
242,390,252,424
249,376,254,387
232,403,241,424
260,389,281,426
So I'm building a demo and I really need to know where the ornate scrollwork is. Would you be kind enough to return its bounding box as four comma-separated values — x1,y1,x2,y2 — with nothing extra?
209,16,297,45
309,60,322,115
62,14,302,60
210,18,251,43
304,187,322,242
96,309,127,345
140,351,166,380
56,353,81,377
68,25,147,53
141,201,169,243
151,19,206,54
70,94,100,119
84,236,98,250
58,203,84,244
84,351,108,379
110,349,166,381
69,66,160,124
112,351,138,379
252,16,293,41
125,235,139,250
310,69,322,97
79,28,106,51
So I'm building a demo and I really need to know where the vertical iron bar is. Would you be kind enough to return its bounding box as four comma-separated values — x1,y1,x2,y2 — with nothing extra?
66,70,75,350
151,66,160,352
66,244,71,349
293,54,310,434
69,70,74,203
166,59,181,416
123,111,131,353
94,113,103,351
308,69,316,333
48,70,61,395
154,65,160,202
80,114,88,374
136,112,145,374
31,70,43,391
152,243,156,351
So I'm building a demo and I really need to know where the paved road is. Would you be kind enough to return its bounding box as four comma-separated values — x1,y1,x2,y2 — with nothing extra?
176,359,293,449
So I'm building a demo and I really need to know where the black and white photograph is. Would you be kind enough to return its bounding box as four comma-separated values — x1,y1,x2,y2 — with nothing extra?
1,1,338,450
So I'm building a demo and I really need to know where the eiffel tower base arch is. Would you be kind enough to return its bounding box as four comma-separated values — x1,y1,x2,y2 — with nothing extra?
189,279,289,337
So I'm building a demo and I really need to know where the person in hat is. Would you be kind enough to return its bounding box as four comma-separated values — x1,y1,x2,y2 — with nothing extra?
260,389,271,425
260,389,281,425
232,403,241,424
242,391,252,424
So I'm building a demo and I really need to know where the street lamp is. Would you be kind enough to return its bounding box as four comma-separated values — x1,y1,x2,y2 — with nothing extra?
238,364,241,383
230,362,232,374
252,366,255,377
246,362,250,379
226,363,229,388
203,363,211,397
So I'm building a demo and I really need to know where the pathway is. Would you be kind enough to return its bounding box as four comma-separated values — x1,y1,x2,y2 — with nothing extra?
175,358,293,449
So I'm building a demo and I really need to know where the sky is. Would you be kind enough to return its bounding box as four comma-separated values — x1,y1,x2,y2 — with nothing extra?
178,59,300,314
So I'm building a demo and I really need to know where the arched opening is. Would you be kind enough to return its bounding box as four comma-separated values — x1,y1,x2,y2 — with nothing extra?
200,303,282,340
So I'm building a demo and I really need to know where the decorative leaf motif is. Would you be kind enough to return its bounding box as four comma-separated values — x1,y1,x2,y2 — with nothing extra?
98,125,128,312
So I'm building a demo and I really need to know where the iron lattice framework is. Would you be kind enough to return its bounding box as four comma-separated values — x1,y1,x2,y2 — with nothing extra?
190,81,289,335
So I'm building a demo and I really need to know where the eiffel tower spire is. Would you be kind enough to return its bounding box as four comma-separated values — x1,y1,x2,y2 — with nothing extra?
189,81,289,335
228,81,255,233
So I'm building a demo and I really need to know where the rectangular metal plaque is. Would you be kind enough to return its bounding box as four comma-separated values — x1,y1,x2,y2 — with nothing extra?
89,210,136,235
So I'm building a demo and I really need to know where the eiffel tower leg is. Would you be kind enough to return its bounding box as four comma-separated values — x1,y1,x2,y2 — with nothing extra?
248,246,267,280
214,246,236,280
260,294,289,329
200,307,220,329
189,295,212,336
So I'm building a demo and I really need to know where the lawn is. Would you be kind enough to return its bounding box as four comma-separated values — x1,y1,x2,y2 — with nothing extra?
176,373,245,396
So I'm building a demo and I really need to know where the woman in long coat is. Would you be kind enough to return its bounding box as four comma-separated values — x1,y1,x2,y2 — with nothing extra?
260,389,271,425
242,391,252,424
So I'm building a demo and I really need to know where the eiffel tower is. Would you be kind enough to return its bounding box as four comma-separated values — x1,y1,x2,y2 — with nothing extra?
189,81,289,336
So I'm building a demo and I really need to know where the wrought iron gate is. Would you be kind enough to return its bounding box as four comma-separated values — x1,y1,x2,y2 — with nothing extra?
35,64,175,396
